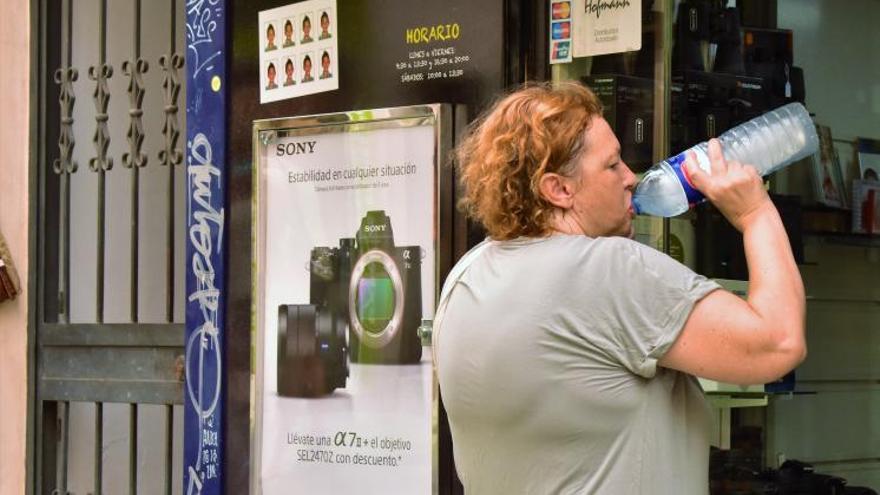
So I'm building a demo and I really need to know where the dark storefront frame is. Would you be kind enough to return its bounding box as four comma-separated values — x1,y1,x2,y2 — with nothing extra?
224,2,548,493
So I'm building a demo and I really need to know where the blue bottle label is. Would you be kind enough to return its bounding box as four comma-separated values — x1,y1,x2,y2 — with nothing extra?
668,151,706,206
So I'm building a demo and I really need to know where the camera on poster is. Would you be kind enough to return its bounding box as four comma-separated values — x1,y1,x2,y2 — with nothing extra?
277,210,424,398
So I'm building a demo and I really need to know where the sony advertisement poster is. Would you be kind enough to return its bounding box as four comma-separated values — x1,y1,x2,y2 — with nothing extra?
253,108,440,494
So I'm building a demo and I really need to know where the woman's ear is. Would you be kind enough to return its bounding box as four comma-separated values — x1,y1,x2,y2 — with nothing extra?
538,173,575,209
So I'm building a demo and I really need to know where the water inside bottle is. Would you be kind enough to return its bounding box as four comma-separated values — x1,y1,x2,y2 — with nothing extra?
721,110,810,175
632,161,690,217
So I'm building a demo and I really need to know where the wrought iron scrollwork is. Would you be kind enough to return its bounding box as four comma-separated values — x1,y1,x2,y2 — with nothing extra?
122,58,149,168
88,63,114,172
53,67,79,175
158,53,184,167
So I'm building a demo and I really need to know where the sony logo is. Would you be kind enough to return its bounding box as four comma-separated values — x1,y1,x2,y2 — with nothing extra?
363,225,386,233
276,141,317,156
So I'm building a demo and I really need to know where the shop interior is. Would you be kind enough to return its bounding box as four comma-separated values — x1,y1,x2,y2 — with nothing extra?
551,0,880,492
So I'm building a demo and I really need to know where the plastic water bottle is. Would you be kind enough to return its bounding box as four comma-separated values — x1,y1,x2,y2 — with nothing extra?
631,102,819,217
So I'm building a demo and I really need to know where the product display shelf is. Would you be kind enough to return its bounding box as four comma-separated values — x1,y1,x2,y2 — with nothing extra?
802,204,880,248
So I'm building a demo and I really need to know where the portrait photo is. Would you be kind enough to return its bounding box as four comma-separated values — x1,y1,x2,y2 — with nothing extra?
283,57,296,86
318,9,333,40
301,52,315,83
264,22,278,51
265,60,279,90
319,49,333,80
300,12,315,43
282,18,296,48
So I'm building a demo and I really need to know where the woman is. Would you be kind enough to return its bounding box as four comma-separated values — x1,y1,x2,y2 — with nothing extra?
434,82,806,494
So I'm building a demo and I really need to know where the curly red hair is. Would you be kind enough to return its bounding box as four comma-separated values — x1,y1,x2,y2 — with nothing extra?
456,82,604,240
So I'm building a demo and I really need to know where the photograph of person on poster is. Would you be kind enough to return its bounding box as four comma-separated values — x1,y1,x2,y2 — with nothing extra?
301,55,314,82
265,62,278,90
301,15,313,43
265,23,277,51
435,82,806,494
319,51,332,80
319,11,332,40
283,58,295,86
282,19,295,48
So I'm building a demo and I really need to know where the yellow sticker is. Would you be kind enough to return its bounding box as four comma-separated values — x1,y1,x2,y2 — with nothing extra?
211,76,221,92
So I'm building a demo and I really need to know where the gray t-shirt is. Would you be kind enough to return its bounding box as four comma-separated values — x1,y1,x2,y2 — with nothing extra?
435,235,720,495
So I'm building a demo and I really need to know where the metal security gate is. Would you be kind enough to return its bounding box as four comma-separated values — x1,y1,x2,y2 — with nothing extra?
31,0,187,493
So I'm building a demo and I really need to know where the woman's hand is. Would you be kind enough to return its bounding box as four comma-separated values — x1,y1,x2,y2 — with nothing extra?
684,138,774,233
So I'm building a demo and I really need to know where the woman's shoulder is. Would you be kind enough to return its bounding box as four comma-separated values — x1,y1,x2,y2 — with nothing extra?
532,235,677,273
521,234,642,254
487,235,644,268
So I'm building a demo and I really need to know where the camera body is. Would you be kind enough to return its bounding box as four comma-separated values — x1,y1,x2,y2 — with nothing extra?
343,210,423,364
276,210,423,396
309,210,423,365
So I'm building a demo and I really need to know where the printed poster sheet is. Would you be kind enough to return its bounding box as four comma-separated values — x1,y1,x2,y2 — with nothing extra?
572,0,641,58
259,0,339,103
254,115,436,494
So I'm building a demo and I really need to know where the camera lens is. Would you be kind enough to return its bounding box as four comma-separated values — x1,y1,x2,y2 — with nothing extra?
277,304,348,397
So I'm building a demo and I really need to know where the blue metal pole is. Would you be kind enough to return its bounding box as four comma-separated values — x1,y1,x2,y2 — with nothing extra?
184,1,226,494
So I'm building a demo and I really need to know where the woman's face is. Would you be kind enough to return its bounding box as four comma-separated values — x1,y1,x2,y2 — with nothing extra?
321,15,329,32
267,27,275,44
563,117,637,238
284,23,292,39
304,59,312,75
322,56,330,71
303,19,311,36
268,66,276,82
285,63,293,77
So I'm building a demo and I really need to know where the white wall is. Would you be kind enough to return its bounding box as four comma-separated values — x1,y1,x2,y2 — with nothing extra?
0,0,30,493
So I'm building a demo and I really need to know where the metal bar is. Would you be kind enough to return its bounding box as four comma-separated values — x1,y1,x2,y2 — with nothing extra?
170,0,176,51
130,404,138,495
94,402,103,495
806,295,880,305
166,143,175,323
62,174,71,322
29,0,47,486
60,0,72,323
658,0,673,256
59,401,70,495
132,160,140,322
166,0,177,323
129,0,143,322
798,379,880,386
99,0,106,65
807,457,880,467
165,405,173,495
40,380,184,405
98,169,106,322
133,0,141,56
40,401,58,495
94,0,109,323
41,323,184,346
